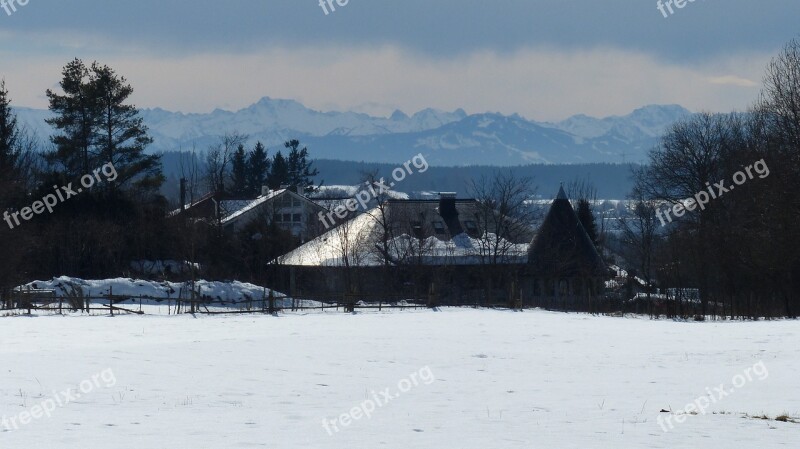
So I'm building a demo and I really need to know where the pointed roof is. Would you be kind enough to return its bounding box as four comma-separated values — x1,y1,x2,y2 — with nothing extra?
556,184,568,200
528,188,606,277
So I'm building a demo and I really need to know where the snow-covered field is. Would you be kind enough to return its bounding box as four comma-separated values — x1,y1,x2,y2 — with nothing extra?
1,309,798,448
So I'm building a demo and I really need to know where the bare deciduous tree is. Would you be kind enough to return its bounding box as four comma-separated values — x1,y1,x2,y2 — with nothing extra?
206,132,247,194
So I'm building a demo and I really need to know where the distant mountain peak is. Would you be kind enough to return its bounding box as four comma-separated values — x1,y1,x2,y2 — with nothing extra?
390,109,409,121
14,98,691,166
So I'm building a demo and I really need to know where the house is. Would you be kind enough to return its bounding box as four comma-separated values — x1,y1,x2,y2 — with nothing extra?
172,187,328,243
274,187,609,308
275,192,534,303
523,185,608,309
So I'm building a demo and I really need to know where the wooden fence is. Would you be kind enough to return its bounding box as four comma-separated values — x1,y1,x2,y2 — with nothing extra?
0,289,433,316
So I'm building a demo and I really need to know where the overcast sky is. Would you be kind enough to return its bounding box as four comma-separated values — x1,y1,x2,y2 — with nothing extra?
0,0,797,120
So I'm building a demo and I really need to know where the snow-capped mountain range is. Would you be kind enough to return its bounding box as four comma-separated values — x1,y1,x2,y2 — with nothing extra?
13,97,690,165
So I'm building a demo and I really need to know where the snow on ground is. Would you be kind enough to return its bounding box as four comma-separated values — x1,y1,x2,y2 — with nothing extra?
12,277,320,312
1,309,798,448
16,277,282,302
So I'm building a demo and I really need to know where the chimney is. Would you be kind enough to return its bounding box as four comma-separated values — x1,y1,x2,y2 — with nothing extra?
439,192,457,220
262,185,271,196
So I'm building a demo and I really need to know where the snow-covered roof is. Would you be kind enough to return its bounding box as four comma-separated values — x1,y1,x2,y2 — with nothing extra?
279,203,530,267
221,189,286,225
280,211,378,266
312,184,410,201
168,192,215,217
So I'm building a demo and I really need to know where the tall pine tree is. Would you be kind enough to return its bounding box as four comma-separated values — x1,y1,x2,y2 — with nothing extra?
247,141,270,196
268,150,289,190
284,139,318,192
46,59,162,194
231,144,248,196
576,199,599,248
90,62,160,193
0,80,19,174
46,58,94,177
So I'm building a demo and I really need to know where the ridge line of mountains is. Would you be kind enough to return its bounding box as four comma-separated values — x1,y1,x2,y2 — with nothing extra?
13,97,690,166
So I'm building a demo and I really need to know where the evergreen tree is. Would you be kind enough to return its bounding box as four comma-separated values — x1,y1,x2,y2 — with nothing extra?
46,59,161,193
89,62,160,193
0,80,19,173
46,58,95,177
284,139,318,192
268,150,289,190
247,141,270,195
576,198,599,248
231,144,248,196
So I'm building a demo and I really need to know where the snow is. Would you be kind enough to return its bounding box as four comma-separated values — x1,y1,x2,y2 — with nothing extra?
545,105,691,139
312,185,410,201
281,211,377,266
1,308,798,448
15,277,287,305
384,233,529,265
129,260,200,276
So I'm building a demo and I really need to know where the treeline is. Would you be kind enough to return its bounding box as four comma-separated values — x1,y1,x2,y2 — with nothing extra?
619,39,800,319
206,136,318,198
0,59,319,294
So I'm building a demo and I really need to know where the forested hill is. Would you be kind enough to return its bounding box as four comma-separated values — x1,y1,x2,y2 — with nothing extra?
311,160,638,199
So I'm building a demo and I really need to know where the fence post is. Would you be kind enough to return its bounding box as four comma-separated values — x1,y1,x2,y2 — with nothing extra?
109,286,114,316
427,282,438,309
270,290,276,315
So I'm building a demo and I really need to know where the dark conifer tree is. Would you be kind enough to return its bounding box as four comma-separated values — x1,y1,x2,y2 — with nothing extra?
247,141,270,195
0,80,19,173
46,59,161,194
231,144,248,196
268,150,289,190
285,139,318,192
576,199,599,248
89,62,160,194
46,58,95,177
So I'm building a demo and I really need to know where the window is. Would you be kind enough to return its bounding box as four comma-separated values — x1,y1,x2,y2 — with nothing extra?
432,221,446,235
292,213,301,223
283,213,291,222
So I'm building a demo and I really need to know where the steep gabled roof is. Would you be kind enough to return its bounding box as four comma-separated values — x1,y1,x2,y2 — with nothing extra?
221,189,287,225
528,186,606,277
221,189,326,228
